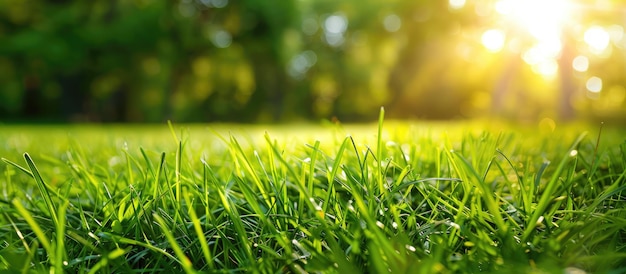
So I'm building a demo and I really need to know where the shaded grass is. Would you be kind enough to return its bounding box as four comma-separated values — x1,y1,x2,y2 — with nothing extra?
1,114,625,273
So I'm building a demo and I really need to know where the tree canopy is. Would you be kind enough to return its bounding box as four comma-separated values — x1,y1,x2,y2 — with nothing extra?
0,0,624,122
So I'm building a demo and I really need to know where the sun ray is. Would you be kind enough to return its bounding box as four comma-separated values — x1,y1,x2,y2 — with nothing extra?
489,0,576,77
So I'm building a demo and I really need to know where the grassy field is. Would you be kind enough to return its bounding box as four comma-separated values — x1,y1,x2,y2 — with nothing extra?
1,112,625,273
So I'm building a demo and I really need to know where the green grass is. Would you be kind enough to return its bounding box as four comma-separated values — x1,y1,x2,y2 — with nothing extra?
1,112,625,273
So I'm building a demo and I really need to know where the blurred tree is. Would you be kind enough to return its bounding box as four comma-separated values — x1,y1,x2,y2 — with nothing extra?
0,0,624,123
234,0,299,121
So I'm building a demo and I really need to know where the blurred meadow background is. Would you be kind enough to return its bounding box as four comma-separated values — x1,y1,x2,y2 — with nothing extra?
2,1,626,272
1,0,625,124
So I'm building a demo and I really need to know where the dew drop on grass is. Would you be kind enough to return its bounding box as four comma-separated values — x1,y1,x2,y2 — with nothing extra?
13,230,25,240
536,216,545,226
309,197,322,211
348,200,355,212
448,222,460,230
569,150,578,157
376,221,385,229
405,244,416,252
450,253,463,261
392,222,398,229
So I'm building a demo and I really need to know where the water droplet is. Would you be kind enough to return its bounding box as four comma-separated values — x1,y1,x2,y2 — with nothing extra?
376,221,385,229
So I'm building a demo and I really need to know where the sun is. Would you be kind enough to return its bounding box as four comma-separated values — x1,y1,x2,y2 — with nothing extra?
496,0,572,40
486,0,576,77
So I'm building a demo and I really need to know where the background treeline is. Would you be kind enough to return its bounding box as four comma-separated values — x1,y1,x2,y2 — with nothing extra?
0,0,624,123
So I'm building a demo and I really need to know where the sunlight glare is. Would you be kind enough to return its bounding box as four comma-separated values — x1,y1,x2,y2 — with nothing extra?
449,0,466,10
496,0,571,40
494,1,513,15
495,0,573,76
534,59,559,77
584,26,611,53
481,29,506,52
522,41,561,68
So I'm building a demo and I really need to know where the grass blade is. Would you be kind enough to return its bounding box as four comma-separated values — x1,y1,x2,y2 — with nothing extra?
522,132,587,242
87,248,127,274
54,200,69,274
12,199,53,260
323,137,349,214
153,213,196,274
183,193,215,269
1,157,33,177
376,106,385,195
24,153,58,226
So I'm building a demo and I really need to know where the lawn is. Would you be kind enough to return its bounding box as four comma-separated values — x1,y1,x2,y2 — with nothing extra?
1,111,625,273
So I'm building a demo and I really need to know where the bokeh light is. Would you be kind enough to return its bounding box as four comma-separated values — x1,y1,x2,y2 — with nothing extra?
584,26,611,54
200,0,228,8
493,0,573,77
496,0,571,40
211,29,232,48
383,14,402,33
586,76,603,93
288,51,317,80
481,29,505,52
449,0,467,10
1,0,625,123
572,55,589,72
323,13,348,47
302,17,319,36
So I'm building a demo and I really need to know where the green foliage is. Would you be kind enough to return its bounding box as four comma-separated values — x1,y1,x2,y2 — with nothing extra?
2,1,624,122
1,117,625,272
